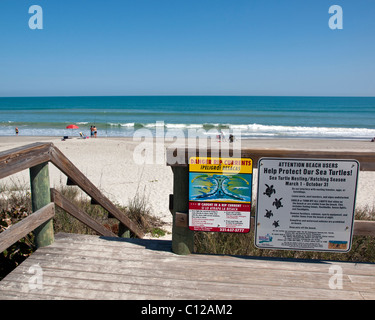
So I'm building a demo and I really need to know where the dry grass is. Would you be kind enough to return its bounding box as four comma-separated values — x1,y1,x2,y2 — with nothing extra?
53,185,167,237
194,204,375,263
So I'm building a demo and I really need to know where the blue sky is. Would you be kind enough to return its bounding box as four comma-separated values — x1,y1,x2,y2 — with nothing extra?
0,0,374,96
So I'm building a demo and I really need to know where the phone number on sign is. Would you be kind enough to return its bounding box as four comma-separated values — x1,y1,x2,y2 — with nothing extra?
219,227,248,233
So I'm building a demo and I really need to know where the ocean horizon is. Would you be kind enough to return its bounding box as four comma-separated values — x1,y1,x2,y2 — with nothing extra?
1,96,375,140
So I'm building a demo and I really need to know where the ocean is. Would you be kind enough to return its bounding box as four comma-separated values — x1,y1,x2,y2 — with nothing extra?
1,96,375,140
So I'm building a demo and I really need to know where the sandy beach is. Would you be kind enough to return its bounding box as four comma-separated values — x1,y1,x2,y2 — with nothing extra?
0,136,374,238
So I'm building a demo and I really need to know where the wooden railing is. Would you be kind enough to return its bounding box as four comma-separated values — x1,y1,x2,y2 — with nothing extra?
167,146,375,254
2,142,375,257
0,142,144,253
0,203,55,253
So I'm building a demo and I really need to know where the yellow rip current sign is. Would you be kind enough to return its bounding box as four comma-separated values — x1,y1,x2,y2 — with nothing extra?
188,157,253,233
188,157,252,175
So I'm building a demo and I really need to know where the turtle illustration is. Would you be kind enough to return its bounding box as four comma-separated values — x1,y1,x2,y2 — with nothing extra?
272,198,283,209
272,220,280,228
264,209,273,219
263,184,276,197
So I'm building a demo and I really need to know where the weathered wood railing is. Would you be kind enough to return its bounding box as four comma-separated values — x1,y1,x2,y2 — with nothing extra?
0,203,55,253
2,142,375,257
0,142,144,253
167,147,375,255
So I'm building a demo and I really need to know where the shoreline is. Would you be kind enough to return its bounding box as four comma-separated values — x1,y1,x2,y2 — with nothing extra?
1,135,375,148
1,133,373,142
0,136,374,239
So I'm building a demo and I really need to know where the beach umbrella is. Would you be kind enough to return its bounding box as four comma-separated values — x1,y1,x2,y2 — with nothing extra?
65,124,79,137
66,124,79,129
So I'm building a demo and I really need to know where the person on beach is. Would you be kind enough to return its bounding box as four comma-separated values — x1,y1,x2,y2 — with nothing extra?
93,126,97,138
90,126,94,137
15,127,19,135
217,130,224,142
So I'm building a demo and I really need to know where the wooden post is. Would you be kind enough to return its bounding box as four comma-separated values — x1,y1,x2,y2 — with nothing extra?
29,162,54,248
171,166,194,255
118,223,131,238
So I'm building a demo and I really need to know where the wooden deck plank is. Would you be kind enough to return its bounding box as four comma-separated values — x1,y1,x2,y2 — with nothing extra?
0,280,162,300
54,232,173,250
54,233,375,273
3,255,353,290
19,252,370,285
51,233,375,276
1,260,365,300
5,259,367,299
12,248,363,290
15,252,373,295
0,233,373,300
33,241,375,277
360,291,375,299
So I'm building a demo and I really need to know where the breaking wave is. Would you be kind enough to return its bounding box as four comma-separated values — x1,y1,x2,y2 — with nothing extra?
1,121,375,139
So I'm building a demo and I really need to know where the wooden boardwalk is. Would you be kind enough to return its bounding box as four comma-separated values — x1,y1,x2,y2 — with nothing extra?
0,233,374,300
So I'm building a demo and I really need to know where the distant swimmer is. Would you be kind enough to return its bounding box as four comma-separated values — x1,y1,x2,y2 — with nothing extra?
15,127,19,135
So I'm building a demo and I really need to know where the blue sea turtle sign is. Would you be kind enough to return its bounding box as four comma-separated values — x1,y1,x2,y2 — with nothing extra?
255,158,359,252
188,157,253,233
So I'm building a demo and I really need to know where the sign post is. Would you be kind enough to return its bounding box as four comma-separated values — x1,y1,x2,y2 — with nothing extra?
255,158,359,252
189,157,253,233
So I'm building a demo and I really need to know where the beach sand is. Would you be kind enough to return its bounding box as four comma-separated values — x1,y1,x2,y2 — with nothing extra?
0,136,374,239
